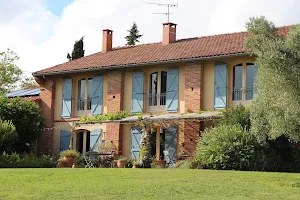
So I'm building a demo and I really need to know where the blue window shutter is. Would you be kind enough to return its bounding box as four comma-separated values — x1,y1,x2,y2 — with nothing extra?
214,63,227,110
62,78,72,118
91,75,103,115
130,127,142,159
132,71,144,113
89,128,102,152
60,130,71,151
165,126,178,162
166,68,179,112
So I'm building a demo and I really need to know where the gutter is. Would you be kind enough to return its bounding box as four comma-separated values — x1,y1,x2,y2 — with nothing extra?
33,52,250,77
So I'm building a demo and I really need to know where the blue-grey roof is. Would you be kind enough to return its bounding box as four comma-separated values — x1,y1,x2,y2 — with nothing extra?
6,88,40,98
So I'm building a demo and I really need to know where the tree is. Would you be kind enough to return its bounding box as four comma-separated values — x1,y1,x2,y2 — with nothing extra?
0,97,44,153
125,22,142,45
245,16,300,142
0,120,18,154
20,75,37,89
0,49,23,94
67,36,85,61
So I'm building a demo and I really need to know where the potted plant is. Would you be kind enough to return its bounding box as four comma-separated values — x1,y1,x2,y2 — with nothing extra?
117,156,128,168
132,160,140,168
59,150,80,167
57,158,67,168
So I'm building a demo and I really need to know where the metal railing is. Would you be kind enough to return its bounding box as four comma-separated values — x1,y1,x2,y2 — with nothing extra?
232,88,254,101
147,93,166,112
76,98,92,112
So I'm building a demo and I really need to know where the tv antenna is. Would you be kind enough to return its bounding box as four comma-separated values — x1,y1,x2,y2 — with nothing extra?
145,2,178,22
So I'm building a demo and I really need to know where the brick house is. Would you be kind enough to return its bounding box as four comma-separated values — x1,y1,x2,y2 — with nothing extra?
32,22,290,160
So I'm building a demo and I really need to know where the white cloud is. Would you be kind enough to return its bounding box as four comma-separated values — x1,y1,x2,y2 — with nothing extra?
1,0,300,73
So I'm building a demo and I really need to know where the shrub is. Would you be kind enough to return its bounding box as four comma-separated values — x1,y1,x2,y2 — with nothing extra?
218,105,251,130
196,124,265,171
0,152,56,168
0,120,18,154
59,150,80,159
0,97,44,153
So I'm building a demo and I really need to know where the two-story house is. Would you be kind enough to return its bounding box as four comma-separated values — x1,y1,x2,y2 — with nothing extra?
33,22,290,161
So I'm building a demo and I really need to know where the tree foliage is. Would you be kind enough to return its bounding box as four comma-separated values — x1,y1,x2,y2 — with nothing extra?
67,37,85,61
218,105,251,131
0,97,44,153
245,16,300,142
125,22,142,45
196,124,262,170
0,49,23,94
20,75,37,89
0,120,18,154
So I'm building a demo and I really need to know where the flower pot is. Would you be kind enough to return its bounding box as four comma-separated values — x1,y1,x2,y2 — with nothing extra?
132,164,139,168
63,156,75,167
155,160,166,168
57,160,67,168
117,159,127,168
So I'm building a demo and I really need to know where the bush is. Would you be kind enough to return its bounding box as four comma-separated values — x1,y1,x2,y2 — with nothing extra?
59,150,80,159
0,97,44,153
218,105,251,130
0,120,18,154
0,152,56,168
196,124,265,171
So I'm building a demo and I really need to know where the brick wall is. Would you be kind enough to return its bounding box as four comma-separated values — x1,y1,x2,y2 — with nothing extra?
34,76,56,155
107,70,124,112
183,120,202,155
106,69,124,154
106,123,123,154
184,63,204,113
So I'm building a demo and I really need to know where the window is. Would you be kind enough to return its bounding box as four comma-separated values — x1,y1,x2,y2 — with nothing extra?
233,64,243,100
149,72,158,106
232,63,257,101
160,71,167,105
78,79,85,110
77,78,92,111
246,63,257,100
149,71,167,107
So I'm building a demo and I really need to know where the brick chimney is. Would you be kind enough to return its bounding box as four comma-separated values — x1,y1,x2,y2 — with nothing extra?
162,22,177,45
102,29,113,52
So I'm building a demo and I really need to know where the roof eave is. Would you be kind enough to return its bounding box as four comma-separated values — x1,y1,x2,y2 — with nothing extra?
33,52,250,77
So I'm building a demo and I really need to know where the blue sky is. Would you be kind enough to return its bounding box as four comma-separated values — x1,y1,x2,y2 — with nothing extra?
45,0,74,16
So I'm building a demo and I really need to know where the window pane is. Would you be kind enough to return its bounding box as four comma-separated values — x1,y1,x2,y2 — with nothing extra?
149,72,158,106
246,64,257,100
160,71,167,93
78,79,85,110
233,64,243,100
160,71,167,106
87,78,92,110
78,79,85,98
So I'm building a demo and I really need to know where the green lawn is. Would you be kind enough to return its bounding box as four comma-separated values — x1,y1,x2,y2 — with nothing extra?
0,169,299,200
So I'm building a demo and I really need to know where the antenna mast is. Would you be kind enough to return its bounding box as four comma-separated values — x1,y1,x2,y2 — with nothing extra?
146,2,178,22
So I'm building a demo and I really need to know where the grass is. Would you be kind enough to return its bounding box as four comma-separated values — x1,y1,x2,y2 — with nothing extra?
0,169,300,200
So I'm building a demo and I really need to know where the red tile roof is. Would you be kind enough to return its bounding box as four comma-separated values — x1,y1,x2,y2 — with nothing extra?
33,26,291,76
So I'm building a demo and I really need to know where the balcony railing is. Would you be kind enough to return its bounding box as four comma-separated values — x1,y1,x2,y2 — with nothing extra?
231,87,254,107
147,93,166,112
77,98,91,111
75,98,91,117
